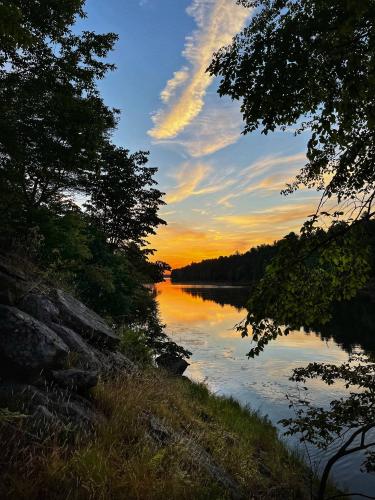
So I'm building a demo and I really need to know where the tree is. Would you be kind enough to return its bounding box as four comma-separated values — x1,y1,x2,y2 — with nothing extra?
0,0,117,235
0,1,183,362
209,0,375,215
209,1,375,493
208,0,375,350
280,357,375,500
84,144,166,249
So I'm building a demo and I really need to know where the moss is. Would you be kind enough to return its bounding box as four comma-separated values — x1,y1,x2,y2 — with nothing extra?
0,369,340,499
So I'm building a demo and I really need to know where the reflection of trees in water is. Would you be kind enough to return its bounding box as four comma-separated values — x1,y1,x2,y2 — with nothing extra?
316,295,375,356
181,286,375,355
180,286,250,311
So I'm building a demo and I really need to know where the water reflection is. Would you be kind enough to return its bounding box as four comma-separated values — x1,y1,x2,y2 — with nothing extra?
178,282,375,356
155,280,375,496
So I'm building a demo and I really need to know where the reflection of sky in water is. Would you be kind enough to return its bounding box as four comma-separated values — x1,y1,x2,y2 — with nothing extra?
156,280,375,496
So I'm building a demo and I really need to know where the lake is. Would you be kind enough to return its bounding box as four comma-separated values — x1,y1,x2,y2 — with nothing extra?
155,279,375,498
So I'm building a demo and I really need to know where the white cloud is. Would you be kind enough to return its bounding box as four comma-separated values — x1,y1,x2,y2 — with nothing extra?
217,153,307,207
148,0,250,141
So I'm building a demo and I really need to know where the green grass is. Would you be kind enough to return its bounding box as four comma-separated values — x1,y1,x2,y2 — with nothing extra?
0,369,336,499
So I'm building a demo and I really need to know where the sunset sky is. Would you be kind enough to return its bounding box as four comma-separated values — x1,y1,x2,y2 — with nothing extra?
79,0,321,268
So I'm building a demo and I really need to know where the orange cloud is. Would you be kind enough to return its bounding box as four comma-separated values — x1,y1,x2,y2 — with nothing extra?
165,162,235,204
215,203,316,232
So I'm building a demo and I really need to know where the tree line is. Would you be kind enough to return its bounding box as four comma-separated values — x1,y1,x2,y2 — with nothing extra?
171,244,278,285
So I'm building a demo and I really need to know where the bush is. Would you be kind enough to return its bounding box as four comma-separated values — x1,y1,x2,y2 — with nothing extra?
119,328,153,367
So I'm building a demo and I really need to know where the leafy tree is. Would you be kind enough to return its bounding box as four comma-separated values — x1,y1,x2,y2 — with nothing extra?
209,0,375,213
208,0,375,350
241,222,372,357
84,144,166,249
210,1,375,492
0,0,117,236
0,1,184,362
280,357,375,500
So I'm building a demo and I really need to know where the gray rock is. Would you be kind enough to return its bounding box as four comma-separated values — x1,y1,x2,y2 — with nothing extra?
0,306,69,377
0,383,56,419
0,256,30,305
51,289,119,348
29,404,65,433
20,293,60,324
0,382,98,430
156,354,189,375
53,398,98,428
99,349,136,374
51,368,98,392
48,323,102,371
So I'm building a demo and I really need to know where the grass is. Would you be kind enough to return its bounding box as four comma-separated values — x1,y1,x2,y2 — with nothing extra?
0,369,334,499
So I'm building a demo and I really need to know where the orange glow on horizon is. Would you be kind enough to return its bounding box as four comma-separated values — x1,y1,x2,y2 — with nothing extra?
148,224,275,269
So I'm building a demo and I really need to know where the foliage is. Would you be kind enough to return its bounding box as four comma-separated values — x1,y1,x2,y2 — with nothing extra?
0,0,117,236
85,144,166,249
210,0,375,208
171,243,278,284
210,3,375,493
0,0,179,359
241,221,372,357
118,328,153,367
280,356,375,499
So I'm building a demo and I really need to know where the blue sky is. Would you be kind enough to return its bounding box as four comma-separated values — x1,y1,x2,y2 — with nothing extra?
78,0,318,268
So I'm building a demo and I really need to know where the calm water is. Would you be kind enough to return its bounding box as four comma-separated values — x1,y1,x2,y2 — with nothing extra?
155,279,375,497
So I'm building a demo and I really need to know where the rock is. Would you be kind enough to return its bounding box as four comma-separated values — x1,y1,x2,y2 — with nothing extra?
0,255,30,305
51,368,98,392
51,289,119,348
0,383,50,412
29,404,65,434
144,412,244,499
52,397,99,429
0,382,98,430
99,349,136,374
48,323,102,371
20,293,60,324
0,306,69,377
156,354,189,375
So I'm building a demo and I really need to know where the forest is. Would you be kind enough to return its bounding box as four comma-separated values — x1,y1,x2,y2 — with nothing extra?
171,243,278,284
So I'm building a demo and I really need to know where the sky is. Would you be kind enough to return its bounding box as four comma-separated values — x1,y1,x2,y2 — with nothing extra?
78,0,320,269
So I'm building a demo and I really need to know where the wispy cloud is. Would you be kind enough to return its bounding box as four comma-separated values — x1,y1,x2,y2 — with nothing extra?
148,0,250,141
160,68,190,103
215,203,315,231
165,161,235,204
218,152,306,207
158,103,243,157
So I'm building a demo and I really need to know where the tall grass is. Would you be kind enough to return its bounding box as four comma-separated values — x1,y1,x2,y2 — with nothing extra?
0,369,321,499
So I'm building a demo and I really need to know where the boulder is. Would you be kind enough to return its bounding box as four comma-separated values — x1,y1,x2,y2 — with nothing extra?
98,349,136,375
0,306,69,377
29,405,66,434
0,256,30,305
51,368,98,392
0,383,50,412
48,323,102,371
156,354,189,376
51,289,119,348
0,382,99,430
20,293,60,324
